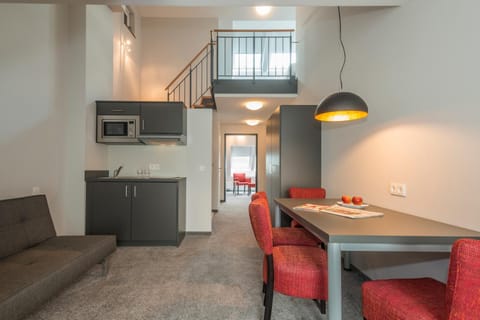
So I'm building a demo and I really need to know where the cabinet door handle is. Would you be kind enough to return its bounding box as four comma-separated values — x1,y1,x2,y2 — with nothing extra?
125,185,128,198
142,119,145,130
111,109,125,112
133,185,137,198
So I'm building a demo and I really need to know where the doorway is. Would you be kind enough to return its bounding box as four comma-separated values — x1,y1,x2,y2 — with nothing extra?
224,134,258,201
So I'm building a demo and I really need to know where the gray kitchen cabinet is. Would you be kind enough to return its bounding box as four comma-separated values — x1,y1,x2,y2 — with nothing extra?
86,178,186,246
87,182,132,241
131,182,177,241
140,102,185,135
266,105,322,226
96,101,140,115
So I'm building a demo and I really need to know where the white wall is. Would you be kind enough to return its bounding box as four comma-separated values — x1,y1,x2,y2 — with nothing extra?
107,109,213,232
220,124,266,201
112,7,141,100
0,4,114,235
0,4,68,231
140,17,217,101
298,1,480,281
85,5,112,170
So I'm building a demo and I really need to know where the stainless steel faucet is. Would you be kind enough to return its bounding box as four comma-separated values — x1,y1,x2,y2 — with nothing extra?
113,165,123,177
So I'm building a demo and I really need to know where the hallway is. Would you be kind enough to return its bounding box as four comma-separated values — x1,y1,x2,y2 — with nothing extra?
27,195,365,319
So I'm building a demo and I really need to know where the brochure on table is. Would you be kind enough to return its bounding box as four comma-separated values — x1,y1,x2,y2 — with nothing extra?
293,203,384,219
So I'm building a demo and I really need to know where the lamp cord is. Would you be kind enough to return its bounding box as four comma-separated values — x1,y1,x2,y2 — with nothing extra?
338,6,346,91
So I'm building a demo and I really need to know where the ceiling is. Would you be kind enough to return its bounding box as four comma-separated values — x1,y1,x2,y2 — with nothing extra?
214,94,297,125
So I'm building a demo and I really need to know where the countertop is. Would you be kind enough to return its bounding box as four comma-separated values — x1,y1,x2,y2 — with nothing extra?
88,176,186,182
84,171,185,182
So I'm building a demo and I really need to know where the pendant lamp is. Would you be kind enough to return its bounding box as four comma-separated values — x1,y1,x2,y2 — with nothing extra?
314,7,368,122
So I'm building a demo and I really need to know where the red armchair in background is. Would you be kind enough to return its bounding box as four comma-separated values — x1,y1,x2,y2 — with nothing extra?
233,173,248,195
288,187,326,228
289,187,326,199
362,238,480,320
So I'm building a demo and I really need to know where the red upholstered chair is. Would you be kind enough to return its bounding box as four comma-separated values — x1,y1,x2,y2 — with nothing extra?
251,191,267,201
288,187,326,228
248,199,328,320
362,238,480,320
233,173,251,195
232,173,245,195
250,192,320,247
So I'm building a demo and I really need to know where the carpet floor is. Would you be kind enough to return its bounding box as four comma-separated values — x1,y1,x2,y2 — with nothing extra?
26,194,365,320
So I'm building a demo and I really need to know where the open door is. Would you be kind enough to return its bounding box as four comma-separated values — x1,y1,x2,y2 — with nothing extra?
224,134,258,201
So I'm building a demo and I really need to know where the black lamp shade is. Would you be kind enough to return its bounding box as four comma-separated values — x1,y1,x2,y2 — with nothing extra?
314,91,368,122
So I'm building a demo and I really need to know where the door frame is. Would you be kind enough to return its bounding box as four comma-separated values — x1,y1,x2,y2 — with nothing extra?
223,133,258,201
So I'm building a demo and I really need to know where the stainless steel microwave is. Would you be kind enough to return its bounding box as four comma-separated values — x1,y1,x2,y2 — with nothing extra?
97,115,140,144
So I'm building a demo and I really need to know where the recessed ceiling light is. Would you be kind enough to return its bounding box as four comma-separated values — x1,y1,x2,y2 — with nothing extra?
255,6,272,16
245,101,263,111
246,119,261,126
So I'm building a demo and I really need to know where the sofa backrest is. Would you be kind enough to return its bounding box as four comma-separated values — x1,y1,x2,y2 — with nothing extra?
0,194,56,259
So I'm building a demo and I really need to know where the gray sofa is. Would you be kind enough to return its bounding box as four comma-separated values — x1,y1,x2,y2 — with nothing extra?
0,195,116,320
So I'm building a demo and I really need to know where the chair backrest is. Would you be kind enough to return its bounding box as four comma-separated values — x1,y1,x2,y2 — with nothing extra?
248,199,273,255
233,173,246,182
289,187,326,199
446,238,480,319
251,191,267,201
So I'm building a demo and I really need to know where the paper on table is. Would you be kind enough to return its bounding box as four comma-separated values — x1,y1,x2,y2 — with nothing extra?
294,203,384,219
293,203,330,212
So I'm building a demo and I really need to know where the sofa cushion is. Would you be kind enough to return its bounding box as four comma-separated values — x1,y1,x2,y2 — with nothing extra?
0,235,116,320
0,195,56,259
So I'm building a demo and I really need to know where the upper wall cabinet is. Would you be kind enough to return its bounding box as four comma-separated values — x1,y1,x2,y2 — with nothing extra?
140,102,184,135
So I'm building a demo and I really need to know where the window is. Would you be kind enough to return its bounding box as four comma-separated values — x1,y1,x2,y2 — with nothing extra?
122,5,135,37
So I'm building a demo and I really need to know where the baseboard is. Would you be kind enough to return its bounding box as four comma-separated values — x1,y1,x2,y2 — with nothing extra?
186,231,212,236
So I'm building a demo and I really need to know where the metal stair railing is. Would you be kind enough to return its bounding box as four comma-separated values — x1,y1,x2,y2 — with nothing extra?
165,41,215,108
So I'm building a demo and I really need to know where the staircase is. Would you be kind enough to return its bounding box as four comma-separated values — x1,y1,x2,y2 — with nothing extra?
165,29,297,109
193,95,215,109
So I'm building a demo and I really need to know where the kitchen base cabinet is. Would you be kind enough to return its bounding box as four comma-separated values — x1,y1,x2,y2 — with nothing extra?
88,182,132,241
131,183,177,242
86,178,186,246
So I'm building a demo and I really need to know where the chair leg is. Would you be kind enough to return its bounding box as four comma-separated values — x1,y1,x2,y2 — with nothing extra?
313,299,326,315
264,255,274,320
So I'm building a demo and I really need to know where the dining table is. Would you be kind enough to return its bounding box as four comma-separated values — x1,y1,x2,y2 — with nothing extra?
274,198,480,320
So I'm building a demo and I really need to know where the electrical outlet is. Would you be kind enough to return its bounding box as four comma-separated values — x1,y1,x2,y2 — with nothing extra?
149,163,160,170
32,186,40,195
390,182,407,197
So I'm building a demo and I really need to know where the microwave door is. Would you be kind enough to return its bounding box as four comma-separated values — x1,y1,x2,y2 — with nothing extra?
97,115,140,144
104,121,129,137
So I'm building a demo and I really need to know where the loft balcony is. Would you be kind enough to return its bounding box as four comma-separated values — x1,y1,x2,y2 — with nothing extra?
166,29,297,109
213,29,297,95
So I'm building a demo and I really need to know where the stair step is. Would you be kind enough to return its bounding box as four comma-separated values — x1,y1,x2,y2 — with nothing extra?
192,95,215,109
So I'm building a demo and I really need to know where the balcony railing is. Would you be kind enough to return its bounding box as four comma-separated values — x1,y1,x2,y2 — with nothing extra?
213,29,296,80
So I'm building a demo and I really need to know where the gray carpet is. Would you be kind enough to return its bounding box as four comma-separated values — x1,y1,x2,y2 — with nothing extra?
26,194,365,320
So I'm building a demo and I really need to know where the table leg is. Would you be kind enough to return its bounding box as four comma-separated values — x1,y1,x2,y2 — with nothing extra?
343,252,351,271
274,204,281,227
327,242,342,320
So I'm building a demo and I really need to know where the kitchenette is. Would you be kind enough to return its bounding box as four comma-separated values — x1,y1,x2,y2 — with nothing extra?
85,101,213,246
